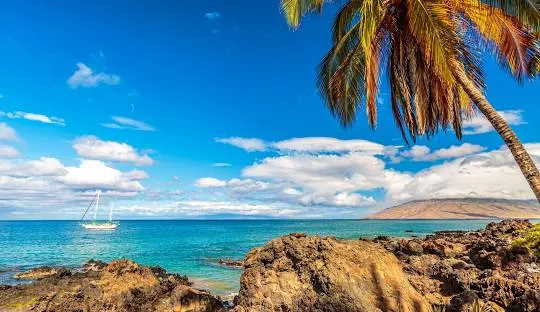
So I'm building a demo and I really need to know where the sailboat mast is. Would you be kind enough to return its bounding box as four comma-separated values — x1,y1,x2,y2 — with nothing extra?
93,190,101,222
109,202,113,223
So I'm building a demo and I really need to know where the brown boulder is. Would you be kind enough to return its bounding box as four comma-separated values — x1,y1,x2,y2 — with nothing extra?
485,219,532,237
0,259,225,312
232,234,431,312
374,219,540,311
405,239,424,255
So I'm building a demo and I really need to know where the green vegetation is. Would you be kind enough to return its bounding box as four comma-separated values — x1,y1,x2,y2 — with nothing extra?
513,223,540,257
431,303,446,312
470,299,491,312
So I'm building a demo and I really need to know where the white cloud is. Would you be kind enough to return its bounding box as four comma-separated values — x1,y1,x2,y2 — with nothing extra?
0,156,147,213
73,136,154,166
273,137,395,155
195,177,227,187
3,132,539,218
0,145,18,158
216,136,399,156
67,63,120,88
102,116,155,132
114,200,305,218
0,111,65,126
204,11,220,20
401,143,486,161
202,136,540,211
122,170,149,181
196,153,383,207
389,144,540,202
401,145,430,159
212,162,231,167
241,153,382,207
0,157,67,177
216,137,267,152
58,160,145,191
463,110,525,135
0,123,17,141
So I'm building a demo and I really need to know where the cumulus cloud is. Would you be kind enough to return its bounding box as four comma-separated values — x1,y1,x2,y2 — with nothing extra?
102,116,155,132
196,153,382,207
0,156,147,213
195,177,227,187
67,63,120,88
200,136,539,212
390,144,540,202
73,136,154,166
114,200,307,219
463,110,525,135
4,132,539,218
273,137,397,155
216,136,399,156
0,157,67,178
58,160,145,191
204,11,220,20
0,123,17,141
241,153,383,207
0,145,18,158
216,137,267,152
401,143,486,161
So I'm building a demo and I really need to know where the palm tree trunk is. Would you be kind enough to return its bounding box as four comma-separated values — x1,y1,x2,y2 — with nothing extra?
451,62,540,203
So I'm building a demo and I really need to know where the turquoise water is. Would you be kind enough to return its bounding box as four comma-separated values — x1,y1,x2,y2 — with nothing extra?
0,219,500,296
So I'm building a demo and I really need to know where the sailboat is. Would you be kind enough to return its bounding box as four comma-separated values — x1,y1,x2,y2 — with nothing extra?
81,190,118,230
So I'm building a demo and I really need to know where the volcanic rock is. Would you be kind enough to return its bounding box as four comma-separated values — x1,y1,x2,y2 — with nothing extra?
232,234,431,312
0,259,225,312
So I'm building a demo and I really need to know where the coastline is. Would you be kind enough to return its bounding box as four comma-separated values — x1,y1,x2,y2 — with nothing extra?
0,219,498,292
1,219,539,311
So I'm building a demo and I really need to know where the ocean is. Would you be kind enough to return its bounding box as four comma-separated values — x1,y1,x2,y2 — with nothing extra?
0,219,504,297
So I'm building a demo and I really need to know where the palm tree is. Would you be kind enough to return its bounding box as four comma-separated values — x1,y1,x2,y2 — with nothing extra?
280,0,540,203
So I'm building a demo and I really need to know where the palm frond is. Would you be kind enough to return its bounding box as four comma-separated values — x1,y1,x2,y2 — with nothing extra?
318,28,366,127
405,0,458,82
463,1,538,82
481,0,540,32
361,0,387,127
530,51,540,76
389,29,417,142
332,0,364,43
281,0,326,29
280,0,537,144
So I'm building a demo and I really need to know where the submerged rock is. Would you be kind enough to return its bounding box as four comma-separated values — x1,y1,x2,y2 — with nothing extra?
218,258,244,268
13,266,61,280
232,233,431,312
0,259,225,312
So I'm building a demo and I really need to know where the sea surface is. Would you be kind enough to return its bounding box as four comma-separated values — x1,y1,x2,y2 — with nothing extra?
0,219,513,297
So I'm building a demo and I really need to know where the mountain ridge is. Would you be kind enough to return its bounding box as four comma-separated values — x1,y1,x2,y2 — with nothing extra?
366,198,540,219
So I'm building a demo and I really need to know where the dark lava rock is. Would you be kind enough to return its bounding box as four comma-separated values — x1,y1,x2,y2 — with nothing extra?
0,259,224,312
375,219,539,311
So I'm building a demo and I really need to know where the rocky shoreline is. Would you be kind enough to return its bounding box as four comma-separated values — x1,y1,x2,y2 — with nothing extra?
1,220,539,311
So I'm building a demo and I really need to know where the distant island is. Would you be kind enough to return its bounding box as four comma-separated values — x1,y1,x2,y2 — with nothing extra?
366,198,540,219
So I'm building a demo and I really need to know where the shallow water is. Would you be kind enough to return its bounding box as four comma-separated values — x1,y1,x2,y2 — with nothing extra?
0,219,513,296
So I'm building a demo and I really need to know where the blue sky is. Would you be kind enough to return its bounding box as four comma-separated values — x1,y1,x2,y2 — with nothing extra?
0,0,538,219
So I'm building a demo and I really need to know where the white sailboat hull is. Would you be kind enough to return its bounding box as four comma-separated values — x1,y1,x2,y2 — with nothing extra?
81,190,118,230
82,223,117,230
